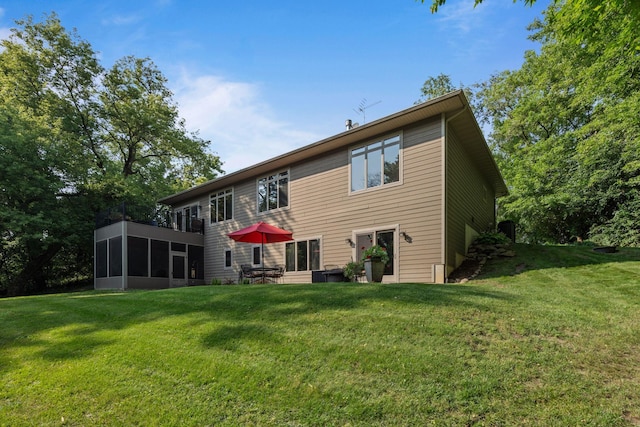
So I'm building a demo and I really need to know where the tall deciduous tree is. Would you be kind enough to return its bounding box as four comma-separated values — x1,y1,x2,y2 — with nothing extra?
0,14,222,295
473,1,640,244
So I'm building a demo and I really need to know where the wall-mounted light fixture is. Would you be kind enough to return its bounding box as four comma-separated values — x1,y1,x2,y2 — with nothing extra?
345,238,355,247
400,231,413,243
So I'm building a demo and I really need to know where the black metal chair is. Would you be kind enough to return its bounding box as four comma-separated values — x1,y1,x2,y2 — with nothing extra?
271,264,285,283
240,264,255,283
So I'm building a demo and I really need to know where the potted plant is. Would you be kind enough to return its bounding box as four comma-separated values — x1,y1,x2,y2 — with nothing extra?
343,260,364,282
361,245,389,283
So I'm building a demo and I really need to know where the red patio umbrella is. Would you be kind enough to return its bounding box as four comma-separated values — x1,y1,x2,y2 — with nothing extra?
227,221,293,269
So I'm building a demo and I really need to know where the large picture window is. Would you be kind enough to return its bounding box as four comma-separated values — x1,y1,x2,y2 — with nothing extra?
351,135,401,192
210,188,233,224
285,238,320,272
258,171,289,213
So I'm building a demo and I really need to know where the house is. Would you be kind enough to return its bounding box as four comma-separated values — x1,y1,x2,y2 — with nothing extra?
94,90,507,290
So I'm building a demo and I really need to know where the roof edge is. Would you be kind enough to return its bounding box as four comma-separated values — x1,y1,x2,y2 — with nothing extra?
159,91,474,205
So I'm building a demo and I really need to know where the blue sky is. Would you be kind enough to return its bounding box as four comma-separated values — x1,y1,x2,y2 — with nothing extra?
0,0,550,173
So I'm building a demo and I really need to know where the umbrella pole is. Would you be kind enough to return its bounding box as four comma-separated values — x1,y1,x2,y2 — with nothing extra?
261,236,265,283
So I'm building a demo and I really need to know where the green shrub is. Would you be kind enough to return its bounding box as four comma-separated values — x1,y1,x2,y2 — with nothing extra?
474,231,511,245
343,261,364,281
361,245,390,264
589,195,640,247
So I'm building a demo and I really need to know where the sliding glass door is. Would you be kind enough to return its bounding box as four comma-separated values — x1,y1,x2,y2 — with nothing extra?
355,229,395,276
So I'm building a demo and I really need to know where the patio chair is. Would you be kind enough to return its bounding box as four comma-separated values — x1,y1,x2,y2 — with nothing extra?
273,264,285,283
264,264,285,283
240,264,255,283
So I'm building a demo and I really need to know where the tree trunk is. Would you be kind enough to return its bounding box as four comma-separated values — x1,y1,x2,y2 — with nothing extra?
7,242,63,296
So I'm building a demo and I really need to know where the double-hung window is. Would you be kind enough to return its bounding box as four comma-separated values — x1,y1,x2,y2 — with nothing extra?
285,238,320,272
258,171,289,213
210,188,233,224
350,134,401,192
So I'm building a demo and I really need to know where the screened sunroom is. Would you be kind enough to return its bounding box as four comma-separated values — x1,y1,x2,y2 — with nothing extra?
94,204,205,290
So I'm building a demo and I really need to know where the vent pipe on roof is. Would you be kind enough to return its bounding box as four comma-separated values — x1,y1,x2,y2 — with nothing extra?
345,119,359,131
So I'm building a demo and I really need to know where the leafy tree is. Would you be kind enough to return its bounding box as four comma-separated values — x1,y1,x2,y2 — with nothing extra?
421,0,640,51
416,73,458,103
422,0,535,13
99,55,221,205
473,1,640,245
415,73,480,118
0,14,222,295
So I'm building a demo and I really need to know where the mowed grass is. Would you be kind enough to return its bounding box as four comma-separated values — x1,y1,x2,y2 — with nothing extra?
1,244,639,426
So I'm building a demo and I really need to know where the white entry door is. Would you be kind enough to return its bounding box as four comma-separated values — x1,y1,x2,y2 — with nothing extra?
170,252,188,287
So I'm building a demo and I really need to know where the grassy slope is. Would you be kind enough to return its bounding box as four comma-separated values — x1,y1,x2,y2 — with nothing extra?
1,244,639,426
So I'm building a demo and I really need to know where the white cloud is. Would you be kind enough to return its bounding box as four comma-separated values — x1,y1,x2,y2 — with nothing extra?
172,71,320,174
0,7,11,44
101,14,142,26
0,26,10,42
435,0,486,33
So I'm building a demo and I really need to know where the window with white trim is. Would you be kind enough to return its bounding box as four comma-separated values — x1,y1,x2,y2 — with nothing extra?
258,171,289,213
252,246,262,266
285,238,320,272
224,249,232,269
210,188,233,224
350,134,401,192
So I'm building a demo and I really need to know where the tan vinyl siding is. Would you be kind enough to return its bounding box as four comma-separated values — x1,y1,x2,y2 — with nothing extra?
204,184,255,283
445,127,497,275
194,116,445,284
109,91,508,289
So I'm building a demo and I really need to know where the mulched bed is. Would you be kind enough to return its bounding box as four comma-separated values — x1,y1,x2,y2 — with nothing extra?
447,258,482,283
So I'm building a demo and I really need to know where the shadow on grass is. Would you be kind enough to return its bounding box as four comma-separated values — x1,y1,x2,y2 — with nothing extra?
201,323,280,351
0,282,512,369
477,243,640,280
4,244,638,368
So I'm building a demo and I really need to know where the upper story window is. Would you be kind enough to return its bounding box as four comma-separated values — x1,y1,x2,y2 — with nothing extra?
350,134,401,192
210,188,233,224
258,171,289,213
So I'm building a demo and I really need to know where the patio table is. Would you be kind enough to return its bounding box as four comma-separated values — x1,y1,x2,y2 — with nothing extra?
250,267,283,283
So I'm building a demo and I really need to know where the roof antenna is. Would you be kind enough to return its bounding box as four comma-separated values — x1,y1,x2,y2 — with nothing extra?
353,98,381,124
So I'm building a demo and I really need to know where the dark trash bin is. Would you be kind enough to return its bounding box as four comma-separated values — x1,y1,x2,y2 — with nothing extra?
498,220,516,243
312,270,326,283
323,268,346,282
312,269,347,283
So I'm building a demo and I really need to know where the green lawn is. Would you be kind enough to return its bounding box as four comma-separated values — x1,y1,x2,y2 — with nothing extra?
1,244,639,426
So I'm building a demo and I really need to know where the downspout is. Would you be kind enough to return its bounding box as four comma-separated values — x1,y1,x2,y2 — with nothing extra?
441,105,469,278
